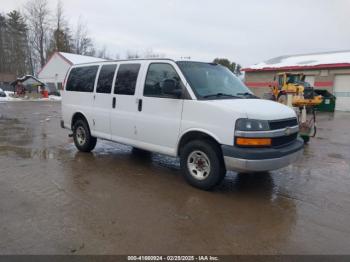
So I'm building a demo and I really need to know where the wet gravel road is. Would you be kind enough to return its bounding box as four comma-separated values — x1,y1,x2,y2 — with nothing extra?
0,101,350,254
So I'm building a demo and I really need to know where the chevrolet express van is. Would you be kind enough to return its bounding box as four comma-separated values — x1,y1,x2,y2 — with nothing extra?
61,59,303,190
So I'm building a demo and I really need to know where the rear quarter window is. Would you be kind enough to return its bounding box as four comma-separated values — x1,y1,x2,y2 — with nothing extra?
114,64,141,95
97,64,117,94
66,66,99,92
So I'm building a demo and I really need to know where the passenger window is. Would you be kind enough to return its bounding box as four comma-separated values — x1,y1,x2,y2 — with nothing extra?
114,64,141,95
143,63,182,98
66,66,99,92
97,64,117,94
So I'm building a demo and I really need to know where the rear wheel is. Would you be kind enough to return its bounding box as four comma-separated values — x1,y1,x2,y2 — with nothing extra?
73,119,97,152
180,140,225,190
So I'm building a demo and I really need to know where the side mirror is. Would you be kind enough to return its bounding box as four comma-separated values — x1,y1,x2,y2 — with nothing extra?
162,79,182,98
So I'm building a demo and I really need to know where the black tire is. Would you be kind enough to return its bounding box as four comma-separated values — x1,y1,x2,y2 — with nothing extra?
180,140,225,190
72,119,97,152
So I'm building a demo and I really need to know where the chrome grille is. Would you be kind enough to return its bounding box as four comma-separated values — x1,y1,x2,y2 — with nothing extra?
269,118,298,130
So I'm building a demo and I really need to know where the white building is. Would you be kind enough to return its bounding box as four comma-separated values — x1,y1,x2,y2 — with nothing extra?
38,52,106,92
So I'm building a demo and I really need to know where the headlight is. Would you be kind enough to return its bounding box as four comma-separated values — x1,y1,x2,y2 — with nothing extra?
235,119,269,131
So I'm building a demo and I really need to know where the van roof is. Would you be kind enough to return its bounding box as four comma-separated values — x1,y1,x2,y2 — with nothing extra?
70,58,178,66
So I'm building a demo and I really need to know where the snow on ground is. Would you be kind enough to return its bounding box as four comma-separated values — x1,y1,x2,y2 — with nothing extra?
247,50,350,70
0,92,61,102
48,95,62,101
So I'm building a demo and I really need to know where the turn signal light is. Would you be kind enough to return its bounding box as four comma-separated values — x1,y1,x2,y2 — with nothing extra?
236,137,272,147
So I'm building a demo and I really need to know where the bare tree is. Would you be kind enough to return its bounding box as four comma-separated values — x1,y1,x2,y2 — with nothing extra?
73,17,95,56
96,45,108,59
126,48,164,59
126,50,140,59
143,48,165,59
47,0,72,56
24,0,50,69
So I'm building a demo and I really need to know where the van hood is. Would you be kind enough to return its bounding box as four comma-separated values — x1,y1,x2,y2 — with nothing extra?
206,99,297,120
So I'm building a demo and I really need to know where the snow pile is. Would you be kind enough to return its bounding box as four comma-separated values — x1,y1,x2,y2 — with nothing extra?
59,52,107,64
247,51,350,70
37,95,62,101
48,95,62,101
5,91,15,96
0,91,61,102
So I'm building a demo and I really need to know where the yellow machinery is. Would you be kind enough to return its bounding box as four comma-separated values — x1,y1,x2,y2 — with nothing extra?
271,73,323,143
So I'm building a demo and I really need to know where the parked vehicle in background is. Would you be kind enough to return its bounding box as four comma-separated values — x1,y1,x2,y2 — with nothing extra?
0,88,6,98
61,59,304,190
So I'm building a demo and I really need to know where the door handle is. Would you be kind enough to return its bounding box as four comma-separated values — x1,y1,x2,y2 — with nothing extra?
138,99,142,112
112,97,116,108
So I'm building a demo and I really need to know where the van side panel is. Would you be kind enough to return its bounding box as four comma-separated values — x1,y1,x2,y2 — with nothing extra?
62,91,95,130
91,64,118,140
62,65,100,131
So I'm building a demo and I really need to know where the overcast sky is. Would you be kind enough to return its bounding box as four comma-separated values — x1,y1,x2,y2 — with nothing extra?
1,0,350,66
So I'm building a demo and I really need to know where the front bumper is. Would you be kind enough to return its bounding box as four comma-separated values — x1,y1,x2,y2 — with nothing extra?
222,138,304,172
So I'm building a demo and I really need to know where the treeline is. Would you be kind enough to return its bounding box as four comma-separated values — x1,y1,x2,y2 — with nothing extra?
0,0,242,78
213,58,242,76
0,0,111,77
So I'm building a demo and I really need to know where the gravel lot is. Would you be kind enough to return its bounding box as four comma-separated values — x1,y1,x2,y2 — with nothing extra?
0,101,349,254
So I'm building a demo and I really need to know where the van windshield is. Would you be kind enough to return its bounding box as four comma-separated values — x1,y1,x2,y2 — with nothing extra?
176,61,254,99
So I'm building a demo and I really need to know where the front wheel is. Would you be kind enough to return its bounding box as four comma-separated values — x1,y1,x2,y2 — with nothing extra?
73,119,97,152
180,140,225,190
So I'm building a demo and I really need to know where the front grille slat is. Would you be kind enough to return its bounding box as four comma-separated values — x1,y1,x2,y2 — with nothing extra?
272,133,298,147
268,118,298,130
268,118,299,147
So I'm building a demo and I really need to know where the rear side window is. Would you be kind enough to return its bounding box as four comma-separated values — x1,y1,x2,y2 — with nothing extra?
114,64,141,95
66,66,99,92
97,64,117,94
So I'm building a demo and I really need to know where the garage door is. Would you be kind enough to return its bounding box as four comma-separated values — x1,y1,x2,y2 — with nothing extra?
305,75,315,86
334,75,350,111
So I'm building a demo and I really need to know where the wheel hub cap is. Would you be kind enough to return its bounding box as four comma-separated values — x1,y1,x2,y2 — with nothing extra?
76,126,86,145
187,150,211,180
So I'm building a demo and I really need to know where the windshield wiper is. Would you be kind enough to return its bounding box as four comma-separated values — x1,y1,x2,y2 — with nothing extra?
236,92,259,98
203,93,241,99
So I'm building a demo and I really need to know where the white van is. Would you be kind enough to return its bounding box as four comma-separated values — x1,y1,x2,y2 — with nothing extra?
61,59,303,190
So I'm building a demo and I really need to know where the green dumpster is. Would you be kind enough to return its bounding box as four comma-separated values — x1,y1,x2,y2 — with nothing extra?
314,89,336,112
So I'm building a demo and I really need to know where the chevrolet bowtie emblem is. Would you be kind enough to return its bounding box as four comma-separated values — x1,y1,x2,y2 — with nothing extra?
284,127,291,136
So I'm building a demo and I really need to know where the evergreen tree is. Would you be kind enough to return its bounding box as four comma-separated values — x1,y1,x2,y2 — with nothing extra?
6,10,28,76
0,14,8,73
213,58,242,76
